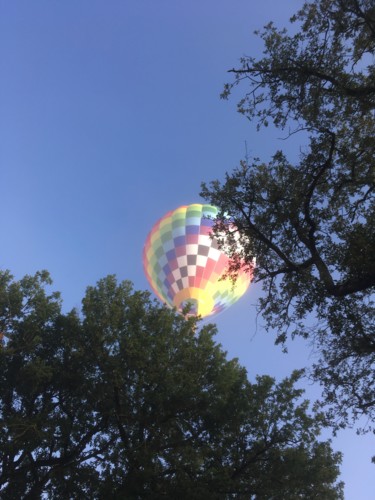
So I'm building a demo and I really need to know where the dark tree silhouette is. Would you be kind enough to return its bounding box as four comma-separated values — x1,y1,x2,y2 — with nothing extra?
0,271,343,498
201,0,375,429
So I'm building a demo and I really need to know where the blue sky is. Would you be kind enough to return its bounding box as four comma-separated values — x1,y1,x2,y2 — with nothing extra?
1,1,374,497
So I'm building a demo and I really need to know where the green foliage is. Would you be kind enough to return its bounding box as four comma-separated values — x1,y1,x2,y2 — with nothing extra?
0,271,343,498
201,0,375,429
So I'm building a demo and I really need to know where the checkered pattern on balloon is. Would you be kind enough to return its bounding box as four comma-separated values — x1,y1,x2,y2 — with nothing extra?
143,204,253,319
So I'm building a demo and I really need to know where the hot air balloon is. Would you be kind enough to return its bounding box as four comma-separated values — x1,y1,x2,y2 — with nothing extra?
143,203,253,318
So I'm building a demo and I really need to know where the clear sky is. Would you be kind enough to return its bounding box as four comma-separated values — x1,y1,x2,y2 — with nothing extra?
1,1,374,497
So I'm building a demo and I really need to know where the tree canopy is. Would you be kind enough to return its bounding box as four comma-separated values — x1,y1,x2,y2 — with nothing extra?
0,270,343,498
201,0,375,429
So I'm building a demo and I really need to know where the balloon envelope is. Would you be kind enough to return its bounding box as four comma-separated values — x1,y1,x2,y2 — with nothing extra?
143,204,253,318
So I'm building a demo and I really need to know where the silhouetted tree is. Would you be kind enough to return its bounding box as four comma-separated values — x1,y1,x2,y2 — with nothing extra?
201,0,375,429
0,271,343,498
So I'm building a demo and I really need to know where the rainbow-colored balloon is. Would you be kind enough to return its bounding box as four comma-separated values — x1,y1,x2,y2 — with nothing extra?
143,204,253,318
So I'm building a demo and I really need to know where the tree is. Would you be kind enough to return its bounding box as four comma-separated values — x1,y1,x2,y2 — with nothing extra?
0,271,343,498
201,0,375,429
